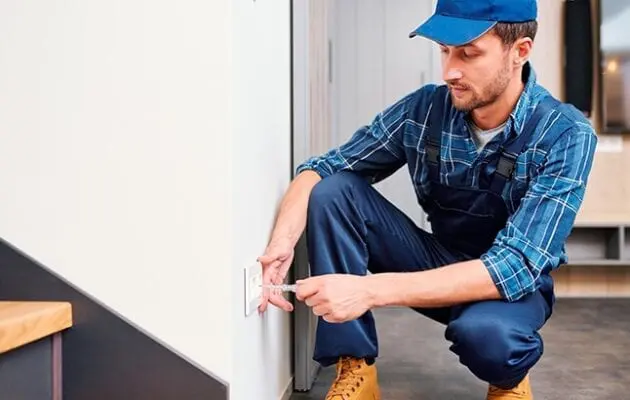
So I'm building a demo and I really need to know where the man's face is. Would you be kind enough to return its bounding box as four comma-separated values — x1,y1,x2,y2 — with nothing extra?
439,31,521,112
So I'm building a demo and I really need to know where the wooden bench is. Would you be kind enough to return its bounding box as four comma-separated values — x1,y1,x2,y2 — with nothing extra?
0,301,73,400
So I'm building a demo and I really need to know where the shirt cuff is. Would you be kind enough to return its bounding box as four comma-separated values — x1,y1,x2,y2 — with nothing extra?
480,250,523,303
295,158,334,179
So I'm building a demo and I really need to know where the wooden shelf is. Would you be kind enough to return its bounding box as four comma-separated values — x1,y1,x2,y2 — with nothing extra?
0,301,72,354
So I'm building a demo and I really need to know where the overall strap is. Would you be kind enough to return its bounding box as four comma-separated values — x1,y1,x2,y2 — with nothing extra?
489,96,561,194
426,86,448,183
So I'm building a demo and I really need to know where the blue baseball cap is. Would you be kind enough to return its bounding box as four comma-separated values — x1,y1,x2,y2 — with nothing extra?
409,0,537,46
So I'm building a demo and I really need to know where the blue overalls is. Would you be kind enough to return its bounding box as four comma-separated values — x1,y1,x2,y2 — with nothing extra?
305,86,560,389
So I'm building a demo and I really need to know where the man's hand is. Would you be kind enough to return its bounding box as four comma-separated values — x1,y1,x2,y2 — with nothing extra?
295,274,374,323
257,237,295,313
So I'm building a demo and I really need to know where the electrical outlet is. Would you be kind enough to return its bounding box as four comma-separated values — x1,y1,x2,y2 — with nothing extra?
244,263,263,316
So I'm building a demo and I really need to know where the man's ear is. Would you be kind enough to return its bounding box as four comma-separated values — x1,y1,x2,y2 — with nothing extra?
513,37,533,66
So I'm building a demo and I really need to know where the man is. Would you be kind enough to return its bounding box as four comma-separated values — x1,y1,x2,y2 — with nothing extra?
259,0,597,398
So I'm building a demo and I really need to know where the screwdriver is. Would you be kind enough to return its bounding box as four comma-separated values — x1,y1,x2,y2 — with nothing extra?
260,284,297,293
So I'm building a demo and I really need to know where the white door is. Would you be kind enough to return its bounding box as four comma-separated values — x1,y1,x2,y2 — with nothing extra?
330,0,438,228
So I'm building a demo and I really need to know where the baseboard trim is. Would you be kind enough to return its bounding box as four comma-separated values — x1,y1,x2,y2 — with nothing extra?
280,377,294,400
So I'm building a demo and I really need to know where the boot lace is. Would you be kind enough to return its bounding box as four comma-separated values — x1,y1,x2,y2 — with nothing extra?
327,357,366,399
488,384,527,399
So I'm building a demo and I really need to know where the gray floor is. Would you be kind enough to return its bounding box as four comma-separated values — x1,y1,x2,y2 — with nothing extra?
290,299,630,399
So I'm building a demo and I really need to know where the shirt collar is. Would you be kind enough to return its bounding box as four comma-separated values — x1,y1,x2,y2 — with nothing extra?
508,61,538,137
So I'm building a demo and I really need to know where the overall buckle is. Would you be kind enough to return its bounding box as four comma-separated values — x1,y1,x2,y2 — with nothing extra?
496,152,517,179
426,141,440,164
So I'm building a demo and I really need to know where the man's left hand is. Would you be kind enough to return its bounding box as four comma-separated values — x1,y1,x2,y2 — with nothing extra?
295,274,374,323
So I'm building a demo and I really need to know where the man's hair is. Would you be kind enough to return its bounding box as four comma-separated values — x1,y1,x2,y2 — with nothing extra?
493,21,538,46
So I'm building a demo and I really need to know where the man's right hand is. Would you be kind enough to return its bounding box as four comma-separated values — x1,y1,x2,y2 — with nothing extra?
257,237,295,313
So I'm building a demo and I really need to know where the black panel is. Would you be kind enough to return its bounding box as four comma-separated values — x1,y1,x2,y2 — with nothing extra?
0,336,52,399
563,0,593,116
0,239,229,400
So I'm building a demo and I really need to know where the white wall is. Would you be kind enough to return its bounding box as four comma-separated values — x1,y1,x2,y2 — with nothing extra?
0,0,233,384
601,3,630,52
231,0,293,399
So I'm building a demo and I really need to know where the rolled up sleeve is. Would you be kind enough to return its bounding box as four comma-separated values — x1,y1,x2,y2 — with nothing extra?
481,123,598,302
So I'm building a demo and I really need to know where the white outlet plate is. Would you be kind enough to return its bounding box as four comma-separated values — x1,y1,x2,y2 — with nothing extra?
244,263,263,316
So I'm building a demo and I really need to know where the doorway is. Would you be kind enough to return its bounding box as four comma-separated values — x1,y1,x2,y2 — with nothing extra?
290,0,441,391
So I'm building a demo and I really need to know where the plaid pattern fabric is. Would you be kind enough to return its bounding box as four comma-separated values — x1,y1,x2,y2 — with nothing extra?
296,64,598,302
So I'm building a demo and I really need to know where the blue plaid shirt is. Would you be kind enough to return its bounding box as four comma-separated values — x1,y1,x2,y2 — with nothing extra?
296,64,598,302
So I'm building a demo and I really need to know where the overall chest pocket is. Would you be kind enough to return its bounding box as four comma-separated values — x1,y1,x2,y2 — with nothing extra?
425,182,510,257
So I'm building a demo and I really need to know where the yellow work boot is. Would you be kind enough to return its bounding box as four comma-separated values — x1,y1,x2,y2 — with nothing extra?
325,357,381,400
487,374,533,400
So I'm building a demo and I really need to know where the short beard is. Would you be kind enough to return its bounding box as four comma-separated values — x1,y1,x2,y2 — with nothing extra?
450,61,511,112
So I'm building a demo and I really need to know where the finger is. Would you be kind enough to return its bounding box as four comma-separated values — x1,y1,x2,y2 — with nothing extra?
258,268,277,313
277,256,294,278
263,260,283,272
258,283,271,313
323,313,342,323
257,253,280,268
295,276,315,285
257,255,283,271
260,275,273,313
304,294,322,308
270,293,294,312
257,254,273,264
271,272,284,285
258,289,270,313
312,305,329,316
295,278,320,301
263,259,284,285
262,268,276,285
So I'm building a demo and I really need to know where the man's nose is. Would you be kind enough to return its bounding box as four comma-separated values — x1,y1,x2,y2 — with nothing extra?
443,67,463,82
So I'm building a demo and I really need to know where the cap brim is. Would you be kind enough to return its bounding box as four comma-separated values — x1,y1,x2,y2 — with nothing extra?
409,14,496,46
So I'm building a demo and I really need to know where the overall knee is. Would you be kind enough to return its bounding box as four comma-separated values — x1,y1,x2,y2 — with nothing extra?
305,171,371,277
308,171,367,214
446,316,543,384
